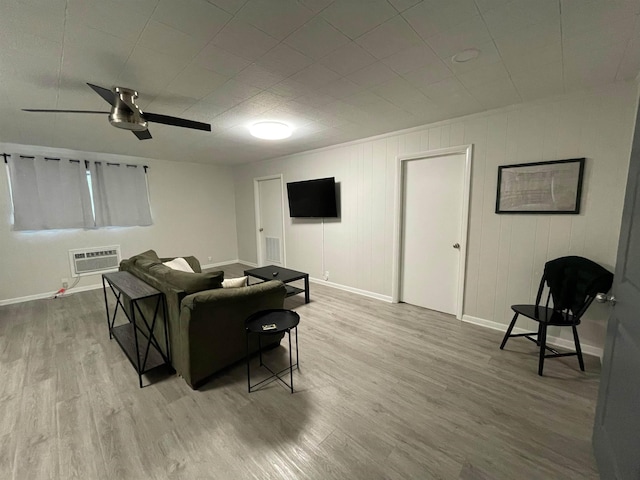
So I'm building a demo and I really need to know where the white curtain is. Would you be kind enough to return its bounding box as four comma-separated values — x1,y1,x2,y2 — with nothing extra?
7,154,94,230
89,161,152,227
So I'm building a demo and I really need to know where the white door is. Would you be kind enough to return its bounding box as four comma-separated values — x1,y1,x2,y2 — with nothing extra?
592,102,640,479
400,153,465,315
256,177,284,267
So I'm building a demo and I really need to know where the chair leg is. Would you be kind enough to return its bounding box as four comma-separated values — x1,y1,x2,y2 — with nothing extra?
536,322,543,346
538,323,548,376
572,325,585,371
500,312,519,349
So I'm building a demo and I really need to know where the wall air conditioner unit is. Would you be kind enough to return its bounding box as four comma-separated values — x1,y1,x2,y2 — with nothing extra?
68,245,121,277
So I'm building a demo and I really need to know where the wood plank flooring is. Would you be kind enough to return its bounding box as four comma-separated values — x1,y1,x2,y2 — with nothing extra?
0,263,602,479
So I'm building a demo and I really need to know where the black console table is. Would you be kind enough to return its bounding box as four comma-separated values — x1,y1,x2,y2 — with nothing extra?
102,271,171,388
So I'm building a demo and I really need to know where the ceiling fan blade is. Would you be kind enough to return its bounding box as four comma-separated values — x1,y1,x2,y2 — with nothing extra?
87,82,116,105
22,109,108,114
143,112,211,132
133,129,152,140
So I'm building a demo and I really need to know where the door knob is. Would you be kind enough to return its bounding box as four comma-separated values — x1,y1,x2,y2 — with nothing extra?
259,228,264,232
595,293,616,306
453,243,460,249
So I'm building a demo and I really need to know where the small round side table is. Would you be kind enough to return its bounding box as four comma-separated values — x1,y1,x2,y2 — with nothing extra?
245,309,300,394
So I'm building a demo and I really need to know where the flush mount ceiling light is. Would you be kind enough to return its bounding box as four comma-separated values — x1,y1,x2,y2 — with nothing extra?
249,121,292,140
452,48,480,63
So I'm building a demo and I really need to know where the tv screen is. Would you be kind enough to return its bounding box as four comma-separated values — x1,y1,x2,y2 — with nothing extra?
287,177,338,218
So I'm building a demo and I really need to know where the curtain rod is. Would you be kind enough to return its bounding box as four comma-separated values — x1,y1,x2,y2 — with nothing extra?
1,153,148,170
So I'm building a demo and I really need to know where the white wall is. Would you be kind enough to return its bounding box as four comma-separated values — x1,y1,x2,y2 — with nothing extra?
0,143,238,303
233,82,639,351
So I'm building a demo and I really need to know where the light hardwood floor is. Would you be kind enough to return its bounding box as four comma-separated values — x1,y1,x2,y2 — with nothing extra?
0,263,601,479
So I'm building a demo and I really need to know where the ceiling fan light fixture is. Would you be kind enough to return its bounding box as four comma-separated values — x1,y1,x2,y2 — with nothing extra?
109,109,148,130
452,48,480,63
109,86,147,131
250,121,292,140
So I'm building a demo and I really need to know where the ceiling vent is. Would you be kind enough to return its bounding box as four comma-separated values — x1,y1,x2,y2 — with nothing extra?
68,246,121,277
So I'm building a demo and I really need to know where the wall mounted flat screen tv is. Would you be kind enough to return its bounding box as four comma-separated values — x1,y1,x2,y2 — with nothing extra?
287,177,338,218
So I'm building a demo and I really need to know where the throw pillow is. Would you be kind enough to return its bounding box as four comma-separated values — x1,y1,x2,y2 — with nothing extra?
222,276,248,288
162,257,195,273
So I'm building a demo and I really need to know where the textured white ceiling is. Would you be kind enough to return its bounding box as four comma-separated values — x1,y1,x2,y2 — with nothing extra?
0,0,638,165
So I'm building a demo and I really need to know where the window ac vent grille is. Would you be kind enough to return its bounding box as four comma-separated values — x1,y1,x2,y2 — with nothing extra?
68,246,121,277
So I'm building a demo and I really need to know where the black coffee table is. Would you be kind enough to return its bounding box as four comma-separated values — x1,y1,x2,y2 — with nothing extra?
244,265,310,303
245,309,300,394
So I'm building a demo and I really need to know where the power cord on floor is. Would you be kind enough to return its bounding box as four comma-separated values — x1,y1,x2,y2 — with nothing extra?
51,276,80,299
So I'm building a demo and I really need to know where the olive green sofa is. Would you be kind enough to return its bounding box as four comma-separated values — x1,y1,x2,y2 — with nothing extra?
119,250,286,389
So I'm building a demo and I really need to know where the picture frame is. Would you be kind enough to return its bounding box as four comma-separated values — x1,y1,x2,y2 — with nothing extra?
495,158,586,214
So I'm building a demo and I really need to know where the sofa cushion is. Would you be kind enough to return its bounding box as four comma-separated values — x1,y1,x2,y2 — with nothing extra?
129,249,162,270
163,257,195,273
132,249,160,261
150,264,224,294
136,257,163,270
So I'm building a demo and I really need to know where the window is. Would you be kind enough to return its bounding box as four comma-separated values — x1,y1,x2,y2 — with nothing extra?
88,160,152,227
5,154,152,230
86,169,96,220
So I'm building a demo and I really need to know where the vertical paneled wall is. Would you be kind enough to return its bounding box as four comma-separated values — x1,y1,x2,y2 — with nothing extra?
233,82,638,350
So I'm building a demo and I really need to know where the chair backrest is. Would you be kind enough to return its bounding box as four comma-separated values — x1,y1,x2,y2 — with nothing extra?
534,256,614,320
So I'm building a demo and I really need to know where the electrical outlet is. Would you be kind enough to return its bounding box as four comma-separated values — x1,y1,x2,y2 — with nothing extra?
324,271,329,281
61,278,69,289
208,256,212,262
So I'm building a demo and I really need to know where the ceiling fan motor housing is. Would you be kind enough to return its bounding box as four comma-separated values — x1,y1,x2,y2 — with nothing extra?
108,86,148,131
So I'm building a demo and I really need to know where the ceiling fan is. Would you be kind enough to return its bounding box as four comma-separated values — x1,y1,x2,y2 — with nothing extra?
23,83,211,140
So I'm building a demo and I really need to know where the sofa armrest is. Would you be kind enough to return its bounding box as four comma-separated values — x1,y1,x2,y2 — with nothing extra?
184,256,202,273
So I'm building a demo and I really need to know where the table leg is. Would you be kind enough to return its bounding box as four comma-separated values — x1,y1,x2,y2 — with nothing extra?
102,277,111,339
132,305,143,389
295,326,299,370
162,296,170,363
288,329,294,394
304,275,310,303
246,332,251,393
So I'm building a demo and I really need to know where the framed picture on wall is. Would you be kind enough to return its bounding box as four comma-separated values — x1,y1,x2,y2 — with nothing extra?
495,158,586,214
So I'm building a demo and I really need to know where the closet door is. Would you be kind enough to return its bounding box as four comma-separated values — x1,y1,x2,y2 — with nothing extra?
400,153,465,315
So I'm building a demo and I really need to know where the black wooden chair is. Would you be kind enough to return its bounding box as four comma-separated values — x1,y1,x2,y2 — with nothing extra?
499,256,613,375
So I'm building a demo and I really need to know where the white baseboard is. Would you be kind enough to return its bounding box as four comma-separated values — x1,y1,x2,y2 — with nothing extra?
309,277,393,303
0,283,104,306
3,258,244,306
461,314,604,360
0,269,601,361
305,281,606,358
237,259,258,268
201,259,248,270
